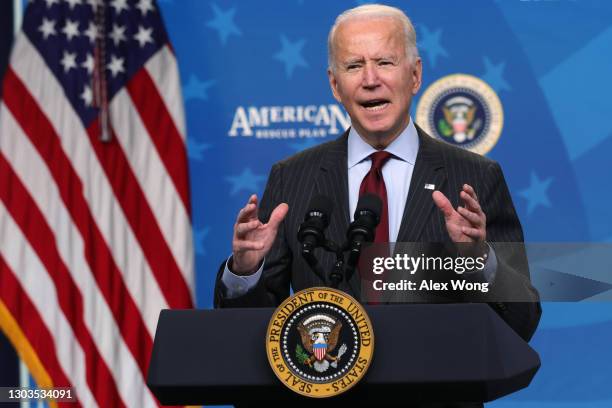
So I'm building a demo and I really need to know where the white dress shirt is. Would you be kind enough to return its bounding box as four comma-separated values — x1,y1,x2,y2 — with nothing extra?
347,119,418,241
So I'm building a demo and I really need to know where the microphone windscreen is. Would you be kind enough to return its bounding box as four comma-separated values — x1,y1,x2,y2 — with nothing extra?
355,193,382,219
307,194,334,224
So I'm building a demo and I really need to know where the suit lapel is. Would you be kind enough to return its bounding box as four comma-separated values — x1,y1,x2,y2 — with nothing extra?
396,126,447,242
315,131,350,243
314,131,361,295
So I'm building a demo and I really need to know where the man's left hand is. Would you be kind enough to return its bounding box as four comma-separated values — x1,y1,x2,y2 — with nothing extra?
432,184,486,243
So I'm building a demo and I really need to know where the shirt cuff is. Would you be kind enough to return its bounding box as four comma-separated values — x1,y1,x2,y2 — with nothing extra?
220,255,264,299
462,242,497,284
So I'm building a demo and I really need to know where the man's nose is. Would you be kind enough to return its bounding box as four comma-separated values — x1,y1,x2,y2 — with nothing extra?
361,63,380,89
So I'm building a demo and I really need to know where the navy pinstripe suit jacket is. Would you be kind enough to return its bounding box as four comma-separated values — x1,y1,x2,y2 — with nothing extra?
215,126,541,341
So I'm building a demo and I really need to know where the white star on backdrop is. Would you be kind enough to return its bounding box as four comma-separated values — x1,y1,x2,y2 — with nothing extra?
136,0,155,16
83,22,99,43
273,35,308,78
206,4,242,46
134,25,153,47
81,53,94,74
80,85,93,106
109,24,126,46
106,54,125,77
418,24,449,68
110,0,129,15
519,171,554,215
60,51,77,73
62,19,80,41
38,18,56,39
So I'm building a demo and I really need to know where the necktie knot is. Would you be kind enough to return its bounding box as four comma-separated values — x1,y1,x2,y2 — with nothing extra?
369,151,392,172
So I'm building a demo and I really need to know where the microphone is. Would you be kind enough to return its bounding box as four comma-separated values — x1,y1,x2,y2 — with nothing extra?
297,195,334,284
348,194,381,243
297,194,333,249
345,194,382,280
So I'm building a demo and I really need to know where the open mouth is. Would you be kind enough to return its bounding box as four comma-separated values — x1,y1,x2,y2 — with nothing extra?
360,99,390,112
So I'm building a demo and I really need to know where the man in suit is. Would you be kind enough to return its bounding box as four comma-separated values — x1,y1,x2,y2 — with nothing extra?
215,4,540,345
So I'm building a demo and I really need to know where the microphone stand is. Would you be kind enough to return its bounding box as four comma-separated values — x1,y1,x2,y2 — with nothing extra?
301,242,327,285
343,239,363,284
301,239,346,289
324,240,345,289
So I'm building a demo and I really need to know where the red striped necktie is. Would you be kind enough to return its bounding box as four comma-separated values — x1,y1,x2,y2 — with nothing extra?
359,151,392,303
359,151,392,244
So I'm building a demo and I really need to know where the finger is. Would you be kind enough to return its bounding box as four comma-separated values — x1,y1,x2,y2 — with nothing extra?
235,220,261,237
432,191,454,219
457,206,483,226
463,184,478,201
234,240,265,252
461,226,485,241
236,202,258,223
267,203,289,229
460,190,481,213
248,194,259,219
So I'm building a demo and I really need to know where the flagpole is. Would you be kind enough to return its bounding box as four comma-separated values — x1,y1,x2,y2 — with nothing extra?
13,0,22,36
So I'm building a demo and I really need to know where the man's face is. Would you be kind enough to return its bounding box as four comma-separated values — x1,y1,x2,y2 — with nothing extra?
328,18,422,145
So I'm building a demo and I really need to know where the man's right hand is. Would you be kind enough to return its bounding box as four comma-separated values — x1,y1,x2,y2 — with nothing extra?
231,194,289,275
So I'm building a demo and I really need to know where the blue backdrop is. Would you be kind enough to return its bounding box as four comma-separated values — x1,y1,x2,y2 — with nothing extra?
158,0,612,406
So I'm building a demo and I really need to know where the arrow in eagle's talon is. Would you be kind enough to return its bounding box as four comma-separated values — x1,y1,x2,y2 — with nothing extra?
331,343,348,368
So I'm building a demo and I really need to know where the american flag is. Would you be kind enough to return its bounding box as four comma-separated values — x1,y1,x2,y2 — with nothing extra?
0,0,194,406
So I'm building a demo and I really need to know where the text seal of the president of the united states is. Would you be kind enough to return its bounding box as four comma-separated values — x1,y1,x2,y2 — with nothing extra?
266,287,374,398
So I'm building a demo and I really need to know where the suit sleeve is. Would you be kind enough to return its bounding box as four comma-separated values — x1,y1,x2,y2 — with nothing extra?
214,162,292,308
481,161,542,341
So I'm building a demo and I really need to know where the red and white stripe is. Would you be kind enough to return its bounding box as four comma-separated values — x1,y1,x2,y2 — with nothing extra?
0,31,194,408
314,344,327,361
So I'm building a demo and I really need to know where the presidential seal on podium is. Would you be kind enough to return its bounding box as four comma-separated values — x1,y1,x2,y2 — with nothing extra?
265,287,374,398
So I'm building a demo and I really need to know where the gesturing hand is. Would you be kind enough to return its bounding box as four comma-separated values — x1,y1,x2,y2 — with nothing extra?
432,184,486,243
231,194,289,275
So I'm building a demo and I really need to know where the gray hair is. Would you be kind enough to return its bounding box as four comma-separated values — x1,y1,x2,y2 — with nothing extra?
327,4,419,71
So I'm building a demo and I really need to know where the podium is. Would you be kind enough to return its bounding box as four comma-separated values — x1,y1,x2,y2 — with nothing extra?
147,304,540,406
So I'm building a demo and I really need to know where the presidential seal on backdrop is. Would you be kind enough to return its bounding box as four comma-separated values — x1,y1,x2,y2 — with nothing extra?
265,287,374,398
416,74,504,155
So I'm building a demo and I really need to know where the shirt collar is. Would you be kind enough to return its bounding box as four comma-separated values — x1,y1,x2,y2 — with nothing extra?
347,118,419,169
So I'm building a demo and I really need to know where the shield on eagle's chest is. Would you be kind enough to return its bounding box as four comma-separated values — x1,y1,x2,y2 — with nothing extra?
313,343,327,361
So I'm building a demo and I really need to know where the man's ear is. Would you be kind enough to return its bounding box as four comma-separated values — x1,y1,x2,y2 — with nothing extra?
327,68,342,103
411,57,423,95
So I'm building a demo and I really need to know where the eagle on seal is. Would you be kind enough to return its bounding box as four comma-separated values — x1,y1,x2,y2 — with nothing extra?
297,313,343,372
